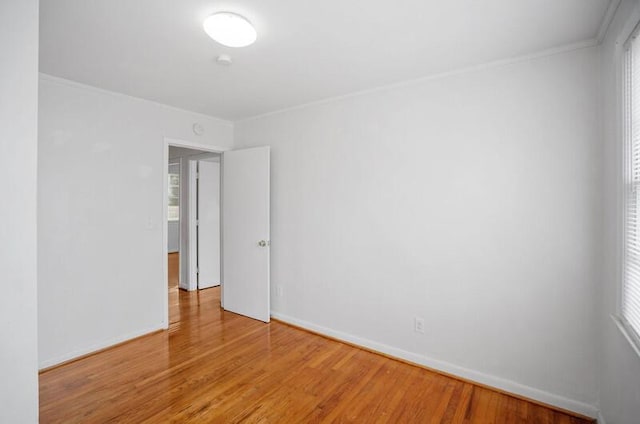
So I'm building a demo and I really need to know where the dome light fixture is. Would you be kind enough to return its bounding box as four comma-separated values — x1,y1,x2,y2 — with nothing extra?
203,12,257,48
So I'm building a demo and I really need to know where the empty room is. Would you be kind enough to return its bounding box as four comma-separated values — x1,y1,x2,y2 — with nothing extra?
3,0,640,422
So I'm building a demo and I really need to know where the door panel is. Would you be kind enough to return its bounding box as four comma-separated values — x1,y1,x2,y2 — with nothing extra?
222,146,270,322
197,160,220,289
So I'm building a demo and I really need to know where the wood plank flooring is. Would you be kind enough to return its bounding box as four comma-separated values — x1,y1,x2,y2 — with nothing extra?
39,256,593,423
168,252,180,324
168,252,179,289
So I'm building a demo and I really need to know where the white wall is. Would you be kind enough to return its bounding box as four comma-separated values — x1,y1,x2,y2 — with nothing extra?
168,222,180,253
599,1,640,423
236,47,602,415
167,162,180,253
38,75,233,368
0,0,39,422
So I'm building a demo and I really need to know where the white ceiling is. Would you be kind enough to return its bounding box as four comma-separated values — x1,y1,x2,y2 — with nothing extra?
40,0,613,121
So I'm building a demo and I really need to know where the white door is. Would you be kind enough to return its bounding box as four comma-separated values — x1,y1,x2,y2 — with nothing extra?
197,160,220,289
222,146,270,322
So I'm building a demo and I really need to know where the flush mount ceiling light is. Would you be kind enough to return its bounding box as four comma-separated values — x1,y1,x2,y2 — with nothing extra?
203,12,257,48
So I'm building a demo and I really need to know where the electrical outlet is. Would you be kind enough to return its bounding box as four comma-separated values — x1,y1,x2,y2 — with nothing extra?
414,317,425,334
276,285,284,297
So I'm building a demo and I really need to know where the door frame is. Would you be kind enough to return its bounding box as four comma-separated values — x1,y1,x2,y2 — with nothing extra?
162,137,228,328
187,159,198,290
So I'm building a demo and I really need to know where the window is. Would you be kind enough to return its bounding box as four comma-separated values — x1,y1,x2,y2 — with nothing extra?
168,170,180,221
622,28,640,350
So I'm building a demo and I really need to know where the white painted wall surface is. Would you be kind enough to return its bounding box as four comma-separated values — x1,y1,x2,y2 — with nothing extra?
38,75,233,368
599,1,640,423
168,221,180,253
0,0,39,421
235,47,602,414
168,162,180,253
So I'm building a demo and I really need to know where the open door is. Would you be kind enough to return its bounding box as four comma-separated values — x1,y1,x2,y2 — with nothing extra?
222,146,270,322
197,160,220,289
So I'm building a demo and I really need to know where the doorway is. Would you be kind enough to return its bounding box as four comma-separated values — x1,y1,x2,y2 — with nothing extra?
163,138,272,327
166,144,221,323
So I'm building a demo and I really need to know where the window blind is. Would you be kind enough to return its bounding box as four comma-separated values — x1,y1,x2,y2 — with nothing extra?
623,31,640,342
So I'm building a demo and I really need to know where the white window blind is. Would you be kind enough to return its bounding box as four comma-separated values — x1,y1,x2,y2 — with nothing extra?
623,29,640,343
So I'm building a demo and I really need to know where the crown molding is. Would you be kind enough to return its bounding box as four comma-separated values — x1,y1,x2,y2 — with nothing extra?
597,0,623,42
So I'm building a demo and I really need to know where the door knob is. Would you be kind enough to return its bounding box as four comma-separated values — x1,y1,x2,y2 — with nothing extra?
258,240,269,247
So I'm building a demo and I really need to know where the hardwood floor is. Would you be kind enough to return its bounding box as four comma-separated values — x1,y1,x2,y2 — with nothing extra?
39,257,593,423
168,252,179,290
168,252,181,324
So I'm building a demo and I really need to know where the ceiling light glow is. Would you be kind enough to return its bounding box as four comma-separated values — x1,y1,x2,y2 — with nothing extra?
203,12,257,48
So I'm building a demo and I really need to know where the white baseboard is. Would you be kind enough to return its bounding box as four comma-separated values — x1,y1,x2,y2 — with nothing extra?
38,324,166,370
271,311,599,419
